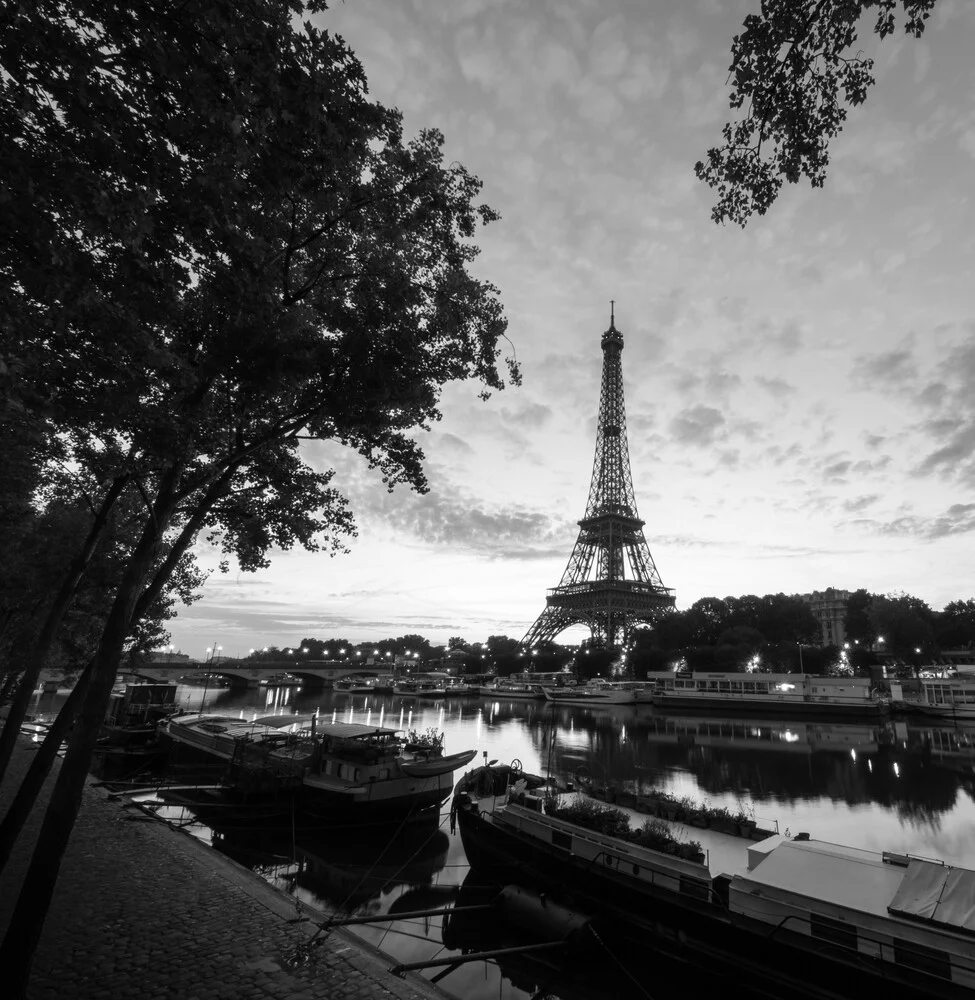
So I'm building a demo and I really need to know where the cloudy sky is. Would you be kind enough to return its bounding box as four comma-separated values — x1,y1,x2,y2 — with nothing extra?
170,0,975,658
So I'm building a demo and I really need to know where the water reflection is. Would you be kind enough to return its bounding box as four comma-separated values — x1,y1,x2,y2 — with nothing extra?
54,682,975,1000
151,789,450,914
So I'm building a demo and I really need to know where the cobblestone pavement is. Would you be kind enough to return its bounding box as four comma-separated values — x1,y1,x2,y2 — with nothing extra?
0,737,451,1000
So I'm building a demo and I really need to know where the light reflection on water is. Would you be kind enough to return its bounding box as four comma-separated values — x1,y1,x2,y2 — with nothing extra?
31,681,975,1000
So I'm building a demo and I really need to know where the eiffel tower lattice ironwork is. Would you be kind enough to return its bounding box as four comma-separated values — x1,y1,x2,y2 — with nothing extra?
522,307,675,649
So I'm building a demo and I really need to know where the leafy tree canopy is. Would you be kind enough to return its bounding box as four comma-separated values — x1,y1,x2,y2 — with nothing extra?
697,0,937,225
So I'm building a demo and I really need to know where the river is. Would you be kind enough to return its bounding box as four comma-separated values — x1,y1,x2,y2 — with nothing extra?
30,681,975,1000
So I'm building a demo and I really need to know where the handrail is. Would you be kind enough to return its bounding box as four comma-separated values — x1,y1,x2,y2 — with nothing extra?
747,904,975,979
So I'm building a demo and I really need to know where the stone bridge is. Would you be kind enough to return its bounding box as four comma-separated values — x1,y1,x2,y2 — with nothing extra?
119,660,384,690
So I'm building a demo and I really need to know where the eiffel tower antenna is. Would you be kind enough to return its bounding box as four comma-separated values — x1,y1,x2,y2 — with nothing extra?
522,308,675,650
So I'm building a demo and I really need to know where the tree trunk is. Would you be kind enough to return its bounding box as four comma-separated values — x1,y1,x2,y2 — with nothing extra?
0,476,128,788
0,660,93,872
0,469,174,999
0,466,236,883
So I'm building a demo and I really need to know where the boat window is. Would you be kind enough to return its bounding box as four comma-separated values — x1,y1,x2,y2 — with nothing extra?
719,682,731,692
679,876,710,901
893,939,951,980
810,912,857,952
743,683,755,693
379,768,390,779
552,830,572,851
708,681,719,691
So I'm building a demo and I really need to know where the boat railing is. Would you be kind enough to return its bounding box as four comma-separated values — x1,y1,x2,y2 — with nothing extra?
757,910,975,983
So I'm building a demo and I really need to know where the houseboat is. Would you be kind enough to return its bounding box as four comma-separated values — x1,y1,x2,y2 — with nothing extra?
160,712,476,817
542,677,653,705
486,672,560,700
891,676,975,720
646,670,886,716
452,762,975,999
99,682,178,747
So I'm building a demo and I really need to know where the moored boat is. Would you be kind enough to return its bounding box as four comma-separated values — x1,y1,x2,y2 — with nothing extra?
891,676,975,719
647,670,887,717
452,762,975,999
541,677,652,705
100,682,178,747
160,712,477,818
486,679,546,700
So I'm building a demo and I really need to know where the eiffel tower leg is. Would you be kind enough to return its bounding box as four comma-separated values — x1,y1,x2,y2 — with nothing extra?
521,607,594,648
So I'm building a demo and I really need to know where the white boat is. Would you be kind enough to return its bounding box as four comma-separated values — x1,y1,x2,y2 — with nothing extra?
333,675,380,694
646,670,886,716
160,712,476,818
486,679,546,700
453,763,975,999
542,678,653,705
892,677,975,719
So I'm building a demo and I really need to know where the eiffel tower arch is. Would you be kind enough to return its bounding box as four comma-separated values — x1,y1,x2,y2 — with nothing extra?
522,307,675,650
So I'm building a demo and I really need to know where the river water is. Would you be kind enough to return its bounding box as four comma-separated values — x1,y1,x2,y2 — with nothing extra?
32,681,975,1000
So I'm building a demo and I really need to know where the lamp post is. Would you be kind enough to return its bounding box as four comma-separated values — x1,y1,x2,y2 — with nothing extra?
797,643,804,672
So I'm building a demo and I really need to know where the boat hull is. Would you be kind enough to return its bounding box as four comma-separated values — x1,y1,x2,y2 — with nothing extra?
453,768,969,1000
652,693,886,717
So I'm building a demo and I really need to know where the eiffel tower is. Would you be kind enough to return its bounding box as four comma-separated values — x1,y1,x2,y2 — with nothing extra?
522,306,675,649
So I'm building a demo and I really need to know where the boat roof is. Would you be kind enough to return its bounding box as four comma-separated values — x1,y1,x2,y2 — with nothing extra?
315,721,400,739
250,715,400,739
736,840,903,919
736,839,975,934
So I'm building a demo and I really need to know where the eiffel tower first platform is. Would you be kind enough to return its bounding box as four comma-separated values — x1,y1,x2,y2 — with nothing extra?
522,307,675,649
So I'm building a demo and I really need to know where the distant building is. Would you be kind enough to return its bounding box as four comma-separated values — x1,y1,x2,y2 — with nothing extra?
799,588,850,648
146,650,191,664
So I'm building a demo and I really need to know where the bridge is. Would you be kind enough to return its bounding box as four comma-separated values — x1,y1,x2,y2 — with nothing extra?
119,660,387,690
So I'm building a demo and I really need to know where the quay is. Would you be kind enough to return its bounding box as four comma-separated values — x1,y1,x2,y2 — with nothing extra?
0,736,449,1000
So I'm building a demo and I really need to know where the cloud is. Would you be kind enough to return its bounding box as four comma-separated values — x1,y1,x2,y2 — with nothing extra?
500,400,553,429
847,503,975,540
914,419,975,484
755,375,796,399
823,460,852,482
851,345,917,387
763,321,804,356
356,481,576,561
669,405,725,447
843,494,881,513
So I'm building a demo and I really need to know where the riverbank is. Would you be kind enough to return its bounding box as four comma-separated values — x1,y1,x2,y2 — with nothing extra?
0,735,449,1000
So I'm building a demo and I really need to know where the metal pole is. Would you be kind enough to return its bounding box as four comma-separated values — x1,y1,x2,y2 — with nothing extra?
391,940,567,975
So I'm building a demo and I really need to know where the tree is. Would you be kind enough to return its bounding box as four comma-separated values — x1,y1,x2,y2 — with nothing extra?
843,589,876,646
755,594,819,644
937,600,975,649
697,0,937,225
448,637,471,652
0,2,517,992
685,597,732,645
714,625,765,670
868,593,937,674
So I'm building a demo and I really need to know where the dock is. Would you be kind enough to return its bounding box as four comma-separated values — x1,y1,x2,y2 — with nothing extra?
0,736,449,1000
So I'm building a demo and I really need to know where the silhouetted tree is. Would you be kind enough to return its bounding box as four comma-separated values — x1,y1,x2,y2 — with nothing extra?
698,0,937,225
0,2,517,992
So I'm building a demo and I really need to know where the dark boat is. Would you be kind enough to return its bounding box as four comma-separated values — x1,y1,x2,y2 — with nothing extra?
160,712,476,819
452,763,975,1000
99,683,178,748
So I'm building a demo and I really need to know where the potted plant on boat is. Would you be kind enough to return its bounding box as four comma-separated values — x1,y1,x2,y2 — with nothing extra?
405,727,444,755
734,802,757,838
710,806,737,835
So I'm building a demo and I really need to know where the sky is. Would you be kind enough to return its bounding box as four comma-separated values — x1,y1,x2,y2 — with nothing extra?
169,0,975,659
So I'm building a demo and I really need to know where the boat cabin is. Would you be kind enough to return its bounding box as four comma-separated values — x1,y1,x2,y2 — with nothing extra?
728,838,975,989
